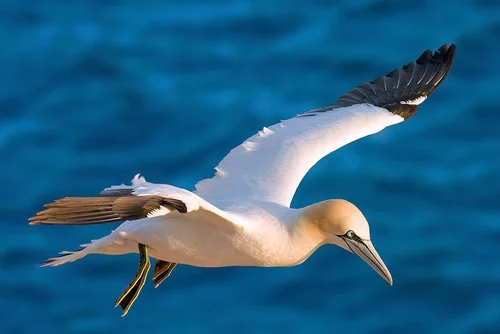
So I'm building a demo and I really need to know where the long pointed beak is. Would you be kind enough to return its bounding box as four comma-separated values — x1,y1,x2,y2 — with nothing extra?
343,238,393,286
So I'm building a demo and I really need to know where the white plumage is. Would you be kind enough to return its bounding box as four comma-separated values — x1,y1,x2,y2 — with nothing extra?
195,104,404,207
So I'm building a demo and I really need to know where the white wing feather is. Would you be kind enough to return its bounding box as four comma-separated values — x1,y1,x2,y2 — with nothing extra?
102,174,245,229
195,104,404,207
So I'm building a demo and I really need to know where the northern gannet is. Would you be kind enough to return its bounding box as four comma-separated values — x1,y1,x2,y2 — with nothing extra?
29,43,456,316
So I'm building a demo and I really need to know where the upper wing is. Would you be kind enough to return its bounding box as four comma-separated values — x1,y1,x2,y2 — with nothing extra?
29,174,245,230
195,43,456,207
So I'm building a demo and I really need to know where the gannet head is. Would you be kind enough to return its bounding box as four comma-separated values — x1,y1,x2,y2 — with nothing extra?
304,199,392,285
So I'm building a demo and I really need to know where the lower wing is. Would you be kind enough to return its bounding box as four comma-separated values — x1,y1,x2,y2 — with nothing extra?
29,174,244,231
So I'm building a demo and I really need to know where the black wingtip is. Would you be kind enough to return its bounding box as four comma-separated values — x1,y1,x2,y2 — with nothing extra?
415,42,455,71
301,43,456,119
383,42,455,119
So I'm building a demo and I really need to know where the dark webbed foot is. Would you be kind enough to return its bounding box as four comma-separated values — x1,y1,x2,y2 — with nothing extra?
114,243,151,317
152,260,177,288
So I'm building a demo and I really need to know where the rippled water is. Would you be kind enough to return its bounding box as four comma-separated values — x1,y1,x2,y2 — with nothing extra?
1,1,499,333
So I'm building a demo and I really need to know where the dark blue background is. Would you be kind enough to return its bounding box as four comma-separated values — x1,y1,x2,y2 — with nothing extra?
1,1,499,333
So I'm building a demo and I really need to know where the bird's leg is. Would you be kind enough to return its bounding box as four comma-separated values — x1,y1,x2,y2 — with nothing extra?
114,243,151,317
152,260,177,288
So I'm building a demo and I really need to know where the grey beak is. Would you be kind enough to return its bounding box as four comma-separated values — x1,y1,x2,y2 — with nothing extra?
343,238,393,286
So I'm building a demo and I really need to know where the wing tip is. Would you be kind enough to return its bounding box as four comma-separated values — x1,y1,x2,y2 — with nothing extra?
417,42,456,65
414,42,456,84
335,42,456,119
387,42,456,120
297,42,456,119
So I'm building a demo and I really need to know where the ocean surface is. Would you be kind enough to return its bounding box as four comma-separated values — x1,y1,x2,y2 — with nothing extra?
1,0,499,333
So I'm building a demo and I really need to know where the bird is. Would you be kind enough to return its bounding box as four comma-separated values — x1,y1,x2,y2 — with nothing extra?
29,43,456,317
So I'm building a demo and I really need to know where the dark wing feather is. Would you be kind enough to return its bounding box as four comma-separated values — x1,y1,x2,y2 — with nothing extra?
300,43,456,119
28,194,187,225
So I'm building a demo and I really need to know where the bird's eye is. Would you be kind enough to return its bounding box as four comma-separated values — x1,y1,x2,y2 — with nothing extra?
346,230,355,239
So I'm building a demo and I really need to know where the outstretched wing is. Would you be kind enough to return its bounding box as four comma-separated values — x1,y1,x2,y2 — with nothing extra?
29,174,244,230
195,43,456,207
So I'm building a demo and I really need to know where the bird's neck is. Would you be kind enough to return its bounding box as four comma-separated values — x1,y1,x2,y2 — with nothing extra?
238,202,326,267
273,208,327,265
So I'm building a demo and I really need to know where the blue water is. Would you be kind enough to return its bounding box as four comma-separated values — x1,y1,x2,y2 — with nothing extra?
1,0,499,333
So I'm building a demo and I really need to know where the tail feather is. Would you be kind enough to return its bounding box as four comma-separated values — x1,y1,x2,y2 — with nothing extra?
38,245,90,267
37,234,125,267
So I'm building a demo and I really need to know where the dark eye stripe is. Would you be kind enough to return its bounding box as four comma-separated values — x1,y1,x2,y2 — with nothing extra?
345,230,363,242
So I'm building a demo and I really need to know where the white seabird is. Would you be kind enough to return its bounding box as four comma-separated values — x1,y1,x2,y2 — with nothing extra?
30,43,456,316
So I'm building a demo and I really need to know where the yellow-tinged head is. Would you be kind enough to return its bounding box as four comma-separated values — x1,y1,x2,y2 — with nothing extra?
302,199,392,285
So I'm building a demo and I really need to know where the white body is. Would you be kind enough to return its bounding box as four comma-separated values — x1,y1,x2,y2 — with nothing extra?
43,104,403,268
105,202,318,267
